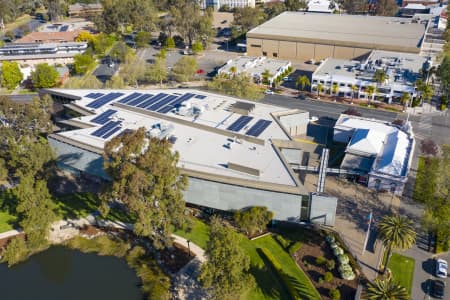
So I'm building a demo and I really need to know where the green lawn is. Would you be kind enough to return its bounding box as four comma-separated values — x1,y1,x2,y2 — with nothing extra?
388,253,415,294
175,217,320,300
54,192,135,223
0,211,17,233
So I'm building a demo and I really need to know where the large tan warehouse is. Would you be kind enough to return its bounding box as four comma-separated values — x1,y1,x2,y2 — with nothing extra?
246,12,427,61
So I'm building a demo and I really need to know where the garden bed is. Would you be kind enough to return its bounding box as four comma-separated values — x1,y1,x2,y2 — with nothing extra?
293,232,359,300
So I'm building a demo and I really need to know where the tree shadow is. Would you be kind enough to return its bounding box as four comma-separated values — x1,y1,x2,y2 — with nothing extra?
422,258,435,276
421,278,432,294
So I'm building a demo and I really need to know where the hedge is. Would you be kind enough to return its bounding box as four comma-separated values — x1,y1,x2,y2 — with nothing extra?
274,234,291,250
259,247,301,300
288,241,302,255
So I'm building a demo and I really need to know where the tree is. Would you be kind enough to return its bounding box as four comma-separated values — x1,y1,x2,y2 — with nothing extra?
375,0,398,16
104,76,125,89
264,2,286,19
234,206,273,236
400,92,411,111
191,41,203,55
172,56,197,83
351,84,359,99
437,56,450,98
110,41,134,63
331,82,339,96
73,53,96,75
145,58,168,86
420,138,439,156
199,217,254,299
14,175,56,249
366,277,409,300
316,83,324,98
164,36,175,49
342,0,367,14
119,56,146,87
261,69,272,86
31,63,59,88
1,61,23,90
170,1,215,47
374,69,388,84
378,215,416,274
135,31,151,48
366,85,375,104
1,237,28,267
101,128,187,250
296,75,310,91
285,0,305,11
233,7,266,33
208,73,264,101
45,0,65,21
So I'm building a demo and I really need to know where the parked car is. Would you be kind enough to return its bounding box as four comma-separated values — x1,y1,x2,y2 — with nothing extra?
436,259,448,278
431,280,445,299
265,89,274,95
283,76,293,82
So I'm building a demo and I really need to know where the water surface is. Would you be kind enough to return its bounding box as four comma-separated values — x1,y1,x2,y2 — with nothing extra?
0,246,142,300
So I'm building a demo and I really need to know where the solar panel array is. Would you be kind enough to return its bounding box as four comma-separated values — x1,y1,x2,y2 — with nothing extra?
194,95,206,99
87,92,124,109
85,92,104,99
90,109,117,124
246,119,272,137
91,120,121,138
60,25,69,32
227,116,254,132
120,92,196,114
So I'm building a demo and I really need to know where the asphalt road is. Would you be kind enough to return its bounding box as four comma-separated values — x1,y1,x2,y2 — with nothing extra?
262,94,399,122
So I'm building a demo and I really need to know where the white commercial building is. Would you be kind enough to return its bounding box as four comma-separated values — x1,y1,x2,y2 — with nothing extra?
218,56,291,86
40,88,340,223
201,0,255,10
334,115,415,195
311,50,428,104
307,0,339,13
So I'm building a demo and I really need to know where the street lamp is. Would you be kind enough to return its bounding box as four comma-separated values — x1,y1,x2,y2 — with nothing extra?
187,239,191,257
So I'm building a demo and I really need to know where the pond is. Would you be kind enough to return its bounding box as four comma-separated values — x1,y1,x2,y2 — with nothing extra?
0,246,142,300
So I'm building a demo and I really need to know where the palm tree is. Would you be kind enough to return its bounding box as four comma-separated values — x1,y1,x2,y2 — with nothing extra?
229,66,237,77
367,277,409,300
415,79,434,110
295,75,311,92
316,83,323,99
366,85,375,106
378,215,416,274
374,69,388,85
351,84,359,100
400,92,411,111
331,82,339,96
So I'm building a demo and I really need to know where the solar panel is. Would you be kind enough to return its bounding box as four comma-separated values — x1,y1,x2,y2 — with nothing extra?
128,94,153,106
90,109,117,124
227,116,254,132
85,92,104,99
157,93,195,113
87,93,125,109
118,92,142,104
194,94,206,99
102,125,122,139
153,95,178,112
246,119,272,137
91,121,121,137
136,95,165,108
147,94,176,111
60,25,69,32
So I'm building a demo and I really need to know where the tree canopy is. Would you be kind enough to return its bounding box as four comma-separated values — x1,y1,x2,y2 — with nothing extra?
31,63,59,89
366,277,409,300
172,56,198,83
208,73,263,100
1,61,23,90
200,216,254,299
101,128,187,249
234,206,273,236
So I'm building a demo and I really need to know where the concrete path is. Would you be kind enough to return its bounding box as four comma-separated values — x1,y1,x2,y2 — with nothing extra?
0,229,22,240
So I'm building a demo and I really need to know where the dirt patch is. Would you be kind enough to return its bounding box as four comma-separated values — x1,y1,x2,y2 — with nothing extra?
160,242,193,274
294,235,359,300
79,225,102,236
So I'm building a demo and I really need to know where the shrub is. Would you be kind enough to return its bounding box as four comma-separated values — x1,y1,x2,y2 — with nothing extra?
303,260,309,268
325,234,335,244
316,256,327,265
333,246,344,256
318,277,324,284
329,288,341,300
274,234,291,249
324,272,333,282
326,259,336,271
337,254,349,264
164,37,175,49
1,237,29,267
259,248,302,300
330,242,338,249
288,242,302,255
191,41,203,54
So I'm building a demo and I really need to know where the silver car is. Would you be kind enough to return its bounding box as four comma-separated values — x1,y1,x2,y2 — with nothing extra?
436,259,448,278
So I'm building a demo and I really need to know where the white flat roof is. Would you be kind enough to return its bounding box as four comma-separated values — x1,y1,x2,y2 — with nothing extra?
49,89,301,188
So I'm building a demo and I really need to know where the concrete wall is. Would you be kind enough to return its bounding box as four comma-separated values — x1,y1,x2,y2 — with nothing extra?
247,37,372,61
309,193,338,226
185,177,304,221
